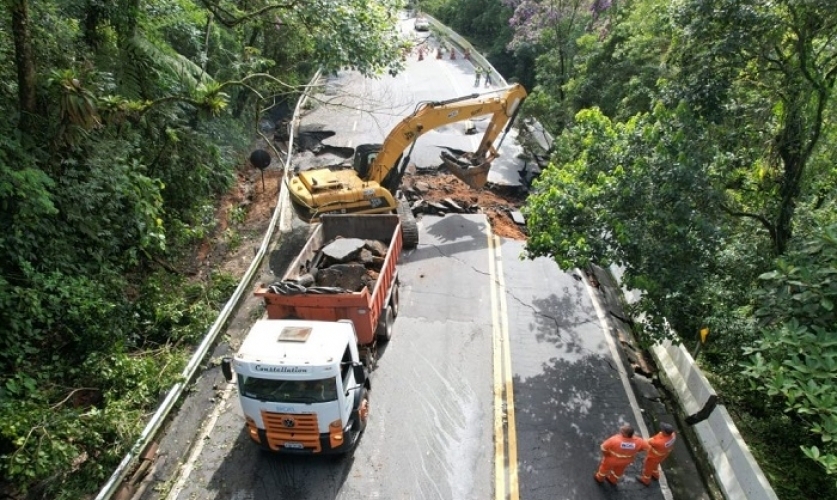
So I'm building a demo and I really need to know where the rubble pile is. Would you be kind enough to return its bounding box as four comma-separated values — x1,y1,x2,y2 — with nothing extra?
270,237,388,294
400,173,529,239
401,181,482,216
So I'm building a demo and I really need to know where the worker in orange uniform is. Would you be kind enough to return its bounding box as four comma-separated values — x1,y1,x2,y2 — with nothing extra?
638,423,676,485
594,424,649,484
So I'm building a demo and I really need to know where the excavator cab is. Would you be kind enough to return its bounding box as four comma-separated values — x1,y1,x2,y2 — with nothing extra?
353,143,407,194
352,144,380,179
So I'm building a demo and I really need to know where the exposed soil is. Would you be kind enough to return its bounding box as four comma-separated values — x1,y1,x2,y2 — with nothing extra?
403,172,527,240
192,147,286,278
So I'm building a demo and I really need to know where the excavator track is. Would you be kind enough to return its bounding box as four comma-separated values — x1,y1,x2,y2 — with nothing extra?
396,199,419,250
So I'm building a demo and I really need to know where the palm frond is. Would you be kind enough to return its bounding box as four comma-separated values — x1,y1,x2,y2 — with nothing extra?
118,34,215,99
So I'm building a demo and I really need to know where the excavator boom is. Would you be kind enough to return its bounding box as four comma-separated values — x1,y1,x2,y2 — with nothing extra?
368,83,527,188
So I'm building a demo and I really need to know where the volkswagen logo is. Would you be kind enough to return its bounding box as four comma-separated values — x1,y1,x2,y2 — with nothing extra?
283,418,296,428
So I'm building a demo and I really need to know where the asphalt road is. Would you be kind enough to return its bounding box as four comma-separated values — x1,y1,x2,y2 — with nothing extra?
139,214,671,500
294,20,528,187
132,13,710,500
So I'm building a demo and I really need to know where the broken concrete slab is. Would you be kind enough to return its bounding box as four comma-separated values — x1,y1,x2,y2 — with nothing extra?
317,263,368,291
363,239,388,257
322,237,366,263
442,198,464,211
358,248,375,265
426,201,448,213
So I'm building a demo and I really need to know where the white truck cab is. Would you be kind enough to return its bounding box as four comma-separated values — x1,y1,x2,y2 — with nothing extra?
222,319,370,454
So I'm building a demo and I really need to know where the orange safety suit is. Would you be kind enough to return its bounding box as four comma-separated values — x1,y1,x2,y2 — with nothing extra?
638,431,676,485
595,433,649,484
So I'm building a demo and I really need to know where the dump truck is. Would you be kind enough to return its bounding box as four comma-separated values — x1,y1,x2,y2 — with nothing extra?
221,214,403,454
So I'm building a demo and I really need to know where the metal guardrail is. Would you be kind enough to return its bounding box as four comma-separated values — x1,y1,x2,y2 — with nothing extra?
423,14,508,88
93,70,321,500
652,342,779,500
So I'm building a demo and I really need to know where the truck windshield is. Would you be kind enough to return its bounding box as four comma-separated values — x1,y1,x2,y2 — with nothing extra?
239,376,339,403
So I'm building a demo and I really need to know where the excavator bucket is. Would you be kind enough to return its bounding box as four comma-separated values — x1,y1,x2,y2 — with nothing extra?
440,151,492,189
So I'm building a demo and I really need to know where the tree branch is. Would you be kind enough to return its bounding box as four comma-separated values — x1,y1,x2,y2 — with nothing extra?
198,0,300,28
720,203,777,244
50,388,101,411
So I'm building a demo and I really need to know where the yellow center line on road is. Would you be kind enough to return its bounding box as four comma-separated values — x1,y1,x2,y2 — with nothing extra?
488,230,520,500
487,229,506,500
494,234,519,500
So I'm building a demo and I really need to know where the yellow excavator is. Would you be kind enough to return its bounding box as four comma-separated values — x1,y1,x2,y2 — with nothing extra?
287,83,528,248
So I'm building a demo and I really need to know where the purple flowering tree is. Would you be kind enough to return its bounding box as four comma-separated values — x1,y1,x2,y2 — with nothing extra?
502,0,612,50
502,0,613,132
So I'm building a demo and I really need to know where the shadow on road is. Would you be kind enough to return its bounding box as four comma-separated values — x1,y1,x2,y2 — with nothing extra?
510,291,667,500
205,427,356,500
406,214,487,263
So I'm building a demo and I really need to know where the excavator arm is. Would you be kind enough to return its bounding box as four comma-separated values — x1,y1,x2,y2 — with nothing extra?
368,83,527,189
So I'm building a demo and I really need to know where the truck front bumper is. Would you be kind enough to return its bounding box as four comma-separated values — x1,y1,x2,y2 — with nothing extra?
250,426,358,455
247,423,359,455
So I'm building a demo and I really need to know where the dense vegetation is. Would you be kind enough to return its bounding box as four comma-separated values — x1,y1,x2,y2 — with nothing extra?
425,0,837,497
0,0,404,498
3,0,835,497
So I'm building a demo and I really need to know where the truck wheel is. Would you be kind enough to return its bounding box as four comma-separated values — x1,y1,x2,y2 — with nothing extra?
352,388,370,434
362,348,377,371
390,281,400,318
376,306,394,342
397,199,419,250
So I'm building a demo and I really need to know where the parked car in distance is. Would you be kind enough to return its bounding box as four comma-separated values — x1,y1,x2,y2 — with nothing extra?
414,17,430,31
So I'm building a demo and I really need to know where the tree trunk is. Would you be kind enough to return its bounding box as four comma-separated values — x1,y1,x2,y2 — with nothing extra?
10,0,38,134
232,26,262,119
774,94,810,255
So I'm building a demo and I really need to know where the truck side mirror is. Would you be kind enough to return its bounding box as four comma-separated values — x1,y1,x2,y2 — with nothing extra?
221,357,233,382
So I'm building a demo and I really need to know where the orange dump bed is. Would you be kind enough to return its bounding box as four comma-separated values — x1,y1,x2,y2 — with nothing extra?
254,215,403,346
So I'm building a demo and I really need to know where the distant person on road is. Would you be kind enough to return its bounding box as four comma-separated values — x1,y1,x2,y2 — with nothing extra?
484,70,491,87
474,66,482,87
594,424,649,485
638,423,676,486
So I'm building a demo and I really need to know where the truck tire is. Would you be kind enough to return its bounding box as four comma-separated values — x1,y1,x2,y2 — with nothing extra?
396,199,419,250
351,388,370,435
390,280,400,318
376,306,394,342
361,348,377,371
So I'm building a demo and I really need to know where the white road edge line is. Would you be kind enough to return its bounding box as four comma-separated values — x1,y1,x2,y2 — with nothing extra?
164,382,235,500
581,271,674,500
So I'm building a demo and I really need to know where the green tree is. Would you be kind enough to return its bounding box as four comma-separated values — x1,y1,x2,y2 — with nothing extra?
523,106,731,341
501,0,615,132
668,0,837,256
743,222,837,481
0,0,407,495
564,0,671,121
522,0,837,491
